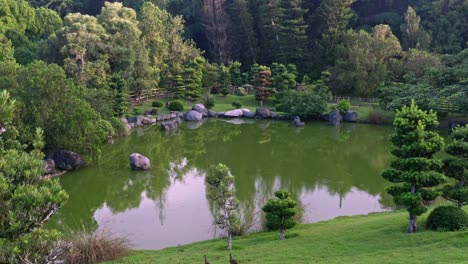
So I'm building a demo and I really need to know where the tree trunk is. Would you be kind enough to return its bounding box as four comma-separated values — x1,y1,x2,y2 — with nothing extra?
408,213,417,233
279,228,285,240
227,233,232,250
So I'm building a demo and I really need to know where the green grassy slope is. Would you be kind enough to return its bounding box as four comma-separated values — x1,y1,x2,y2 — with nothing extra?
109,208,468,264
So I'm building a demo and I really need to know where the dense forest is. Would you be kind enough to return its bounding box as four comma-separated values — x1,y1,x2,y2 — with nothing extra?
0,0,467,161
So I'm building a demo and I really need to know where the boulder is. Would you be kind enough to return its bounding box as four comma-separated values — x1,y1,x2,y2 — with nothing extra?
329,109,341,126
192,104,207,114
207,110,217,117
43,159,55,174
256,108,272,118
271,112,278,119
144,110,153,116
120,117,129,124
129,153,151,170
174,116,181,125
142,117,154,125
217,112,226,117
51,150,84,170
292,116,305,127
224,109,244,117
185,110,203,121
243,110,256,118
343,111,358,122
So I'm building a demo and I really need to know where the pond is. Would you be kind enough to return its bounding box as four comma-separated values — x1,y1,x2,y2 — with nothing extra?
51,119,394,250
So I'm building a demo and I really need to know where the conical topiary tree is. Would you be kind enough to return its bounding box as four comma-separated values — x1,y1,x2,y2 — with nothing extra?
382,100,446,233
442,126,468,208
262,190,297,240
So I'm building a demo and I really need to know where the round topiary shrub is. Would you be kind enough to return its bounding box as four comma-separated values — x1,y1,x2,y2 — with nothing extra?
133,108,144,116
232,102,242,109
168,100,184,111
337,99,351,114
425,206,468,231
152,101,163,107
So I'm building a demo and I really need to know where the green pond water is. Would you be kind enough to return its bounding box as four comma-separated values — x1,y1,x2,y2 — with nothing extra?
51,119,395,249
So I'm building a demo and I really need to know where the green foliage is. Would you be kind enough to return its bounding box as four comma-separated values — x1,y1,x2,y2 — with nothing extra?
425,206,468,231
270,63,297,97
133,108,144,116
229,61,242,87
382,101,446,232
442,126,468,208
280,90,328,117
400,6,431,51
168,100,184,111
109,117,128,137
262,190,298,240
219,65,231,89
152,101,164,107
231,102,242,109
234,87,248,96
254,70,273,105
206,164,239,250
221,88,230,96
97,119,115,141
337,99,351,114
203,95,215,109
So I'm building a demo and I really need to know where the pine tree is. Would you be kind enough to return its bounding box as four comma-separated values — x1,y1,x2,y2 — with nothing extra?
229,61,242,87
262,190,298,240
277,0,308,67
382,101,446,233
254,69,272,106
442,126,468,208
254,0,281,65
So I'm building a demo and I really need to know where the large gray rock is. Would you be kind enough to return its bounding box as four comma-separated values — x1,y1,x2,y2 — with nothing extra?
207,110,217,117
243,109,256,118
51,150,84,170
185,110,203,121
224,109,244,117
292,116,305,127
129,153,151,170
192,104,207,114
329,109,341,126
217,112,226,117
256,108,272,118
343,111,358,122
43,159,55,174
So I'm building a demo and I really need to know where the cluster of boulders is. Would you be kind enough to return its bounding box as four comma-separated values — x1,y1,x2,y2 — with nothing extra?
185,104,293,122
122,112,184,131
43,150,84,175
324,109,358,126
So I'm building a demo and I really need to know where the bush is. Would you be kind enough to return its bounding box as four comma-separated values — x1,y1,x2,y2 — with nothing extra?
64,230,131,264
152,101,163,107
232,102,242,109
337,99,351,114
204,96,215,109
151,108,159,115
168,100,184,111
280,91,328,117
109,117,129,137
234,87,248,96
367,111,386,124
221,88,230,96
97,119,115,143
425,206,468,231
210,84,221,94
132,108,144,116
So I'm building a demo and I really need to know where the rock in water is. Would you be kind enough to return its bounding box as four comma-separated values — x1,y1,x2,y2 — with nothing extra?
207,110,217,117
43,159,56,174
256,108,272,118
161,117,180,131
329,109,341,126
129,153,151,170
192,104,207,114
224,109,244,117
343,111,358,122
185,110,203,121
51,150,84,170
292,116,305,127
242,109,255,118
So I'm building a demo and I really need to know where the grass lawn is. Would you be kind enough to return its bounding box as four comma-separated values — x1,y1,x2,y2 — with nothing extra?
108,208,467,264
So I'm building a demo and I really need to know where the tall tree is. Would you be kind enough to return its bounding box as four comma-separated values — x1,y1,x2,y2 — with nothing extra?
262,190,298,240
254,0,281,65
400,6,430,51
382,101,446,233
201,0,231,63
205,164,239,251
442,126,468,208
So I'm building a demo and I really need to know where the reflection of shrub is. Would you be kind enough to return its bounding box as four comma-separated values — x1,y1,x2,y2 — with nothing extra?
337,99,351,114
368,111,385,124
425,206,468,231
232,102,242,109
132,108,144,116
152,101,163,107
64,230,131,264
168,100,184,111
234,87,248,96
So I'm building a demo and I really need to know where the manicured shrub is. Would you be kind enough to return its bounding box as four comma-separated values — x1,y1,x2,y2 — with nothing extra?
132,108,144,116
232,102,242,109
152,101,163,107
234,87,248,96
221,88,230,96
337,99,351,114
204,96,215,109
168,100,184,111
425,206,468,231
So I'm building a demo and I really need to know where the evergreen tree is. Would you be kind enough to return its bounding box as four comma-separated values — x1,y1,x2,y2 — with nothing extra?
400,6,430,51
442,126,468,208
277,0,308,67
254,0,281,65
229,61,242,87
219,64,231,90
254,69,272,106
262,190,298,240
205,164,239,250
181,57,205,99
382,101,446,233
